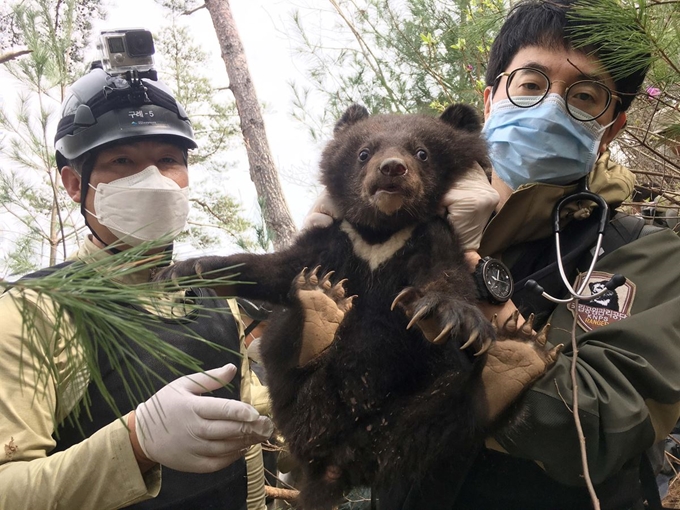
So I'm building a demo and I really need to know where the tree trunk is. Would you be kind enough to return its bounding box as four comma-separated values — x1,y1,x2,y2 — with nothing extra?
204,0,297,250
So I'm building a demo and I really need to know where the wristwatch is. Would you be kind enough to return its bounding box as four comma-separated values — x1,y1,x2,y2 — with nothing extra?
473,257,514,305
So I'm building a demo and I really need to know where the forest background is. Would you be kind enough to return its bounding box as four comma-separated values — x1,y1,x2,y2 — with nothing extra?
1,2,679,506
1,0,679,279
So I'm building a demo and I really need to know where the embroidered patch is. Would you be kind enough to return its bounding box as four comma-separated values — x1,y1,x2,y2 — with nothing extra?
567,271,636,332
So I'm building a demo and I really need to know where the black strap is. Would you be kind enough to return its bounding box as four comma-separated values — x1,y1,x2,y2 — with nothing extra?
14,260,76,280
600,213,644,254
55,79,185,141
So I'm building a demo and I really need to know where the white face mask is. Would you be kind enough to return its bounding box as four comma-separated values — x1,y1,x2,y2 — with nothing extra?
85,165,190,246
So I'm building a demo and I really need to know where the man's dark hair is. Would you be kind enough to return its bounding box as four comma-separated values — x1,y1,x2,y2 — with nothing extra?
485,0,651,112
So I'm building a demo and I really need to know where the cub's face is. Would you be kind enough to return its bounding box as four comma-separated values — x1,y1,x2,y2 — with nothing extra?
320,104,488,232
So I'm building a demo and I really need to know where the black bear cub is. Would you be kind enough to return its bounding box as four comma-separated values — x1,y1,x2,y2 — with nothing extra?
159,104,556,509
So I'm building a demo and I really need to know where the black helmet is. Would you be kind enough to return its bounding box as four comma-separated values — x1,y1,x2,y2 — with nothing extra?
54,67,197,171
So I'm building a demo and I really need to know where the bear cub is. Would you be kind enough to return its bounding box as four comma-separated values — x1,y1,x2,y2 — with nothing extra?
159,104,555,509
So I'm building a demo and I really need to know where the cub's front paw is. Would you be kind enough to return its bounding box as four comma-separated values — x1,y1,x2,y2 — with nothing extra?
391,287,494,355
480,311,562,422
295,266,356,366
153,256,232,283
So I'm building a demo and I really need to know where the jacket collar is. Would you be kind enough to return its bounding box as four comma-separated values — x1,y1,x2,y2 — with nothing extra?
69,236,155,285
479,151,635,257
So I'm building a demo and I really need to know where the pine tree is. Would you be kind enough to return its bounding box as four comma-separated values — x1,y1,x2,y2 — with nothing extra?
567,0,680,225
292,0,680,225
0,0,103,276
217,2,297,248
154,16,258,252
290,0,505,136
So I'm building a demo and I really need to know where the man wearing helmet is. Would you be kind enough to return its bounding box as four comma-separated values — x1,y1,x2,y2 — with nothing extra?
0,66,273,509
55,67,197,250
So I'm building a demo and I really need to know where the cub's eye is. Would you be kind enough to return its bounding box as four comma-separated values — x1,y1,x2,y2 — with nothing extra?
358,149,370,162
415,149,428,161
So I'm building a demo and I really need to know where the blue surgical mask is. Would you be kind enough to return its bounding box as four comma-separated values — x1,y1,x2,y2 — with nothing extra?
482,93,616,190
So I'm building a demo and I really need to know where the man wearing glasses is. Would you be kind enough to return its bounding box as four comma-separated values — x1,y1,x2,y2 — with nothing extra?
376,1,680,509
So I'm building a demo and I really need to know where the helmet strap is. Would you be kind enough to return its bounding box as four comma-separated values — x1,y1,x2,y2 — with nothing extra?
79,157,122,254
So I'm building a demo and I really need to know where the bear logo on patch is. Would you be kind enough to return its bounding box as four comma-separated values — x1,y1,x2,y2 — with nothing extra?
583,281,620,311
569,271,636,331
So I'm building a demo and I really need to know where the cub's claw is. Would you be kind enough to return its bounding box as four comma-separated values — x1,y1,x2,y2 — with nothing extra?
461,329,493,356
391,287,417,311
151,256,247,297
520,313,535,336
460,329,478,351
392,287,495,354
478,336,493,356
479,313,563,422
319,271,336,290
493,309,521,334
546,342,563,364
432,323,454,345
406,307,429,330
154,260,205,283
536,323,550,347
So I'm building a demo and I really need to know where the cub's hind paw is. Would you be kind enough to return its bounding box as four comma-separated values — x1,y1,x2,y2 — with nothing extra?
492,311,562,366
295,266,356,366
480,311,563,422
391,287,494,355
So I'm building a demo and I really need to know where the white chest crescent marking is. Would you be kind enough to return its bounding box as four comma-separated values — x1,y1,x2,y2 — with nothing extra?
340,220,415,271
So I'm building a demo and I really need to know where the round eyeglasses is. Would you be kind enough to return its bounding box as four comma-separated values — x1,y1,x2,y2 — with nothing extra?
494,67,620,122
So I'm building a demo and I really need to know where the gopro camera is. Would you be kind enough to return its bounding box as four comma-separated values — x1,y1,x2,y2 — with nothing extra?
98,29,155,75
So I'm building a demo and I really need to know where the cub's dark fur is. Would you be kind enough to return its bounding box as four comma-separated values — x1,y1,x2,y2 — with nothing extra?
163,104,494,509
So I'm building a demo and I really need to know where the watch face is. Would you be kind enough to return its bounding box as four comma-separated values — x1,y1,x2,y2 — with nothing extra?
483,260,513,300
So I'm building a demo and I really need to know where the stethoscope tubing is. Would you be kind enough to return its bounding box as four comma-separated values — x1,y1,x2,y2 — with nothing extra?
527,189,625,304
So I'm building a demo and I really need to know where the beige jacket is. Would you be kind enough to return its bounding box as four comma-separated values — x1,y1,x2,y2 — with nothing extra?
0,238,269,509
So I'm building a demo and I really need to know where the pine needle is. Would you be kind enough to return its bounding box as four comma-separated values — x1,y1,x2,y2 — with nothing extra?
567,0,664,82
1,240,247,430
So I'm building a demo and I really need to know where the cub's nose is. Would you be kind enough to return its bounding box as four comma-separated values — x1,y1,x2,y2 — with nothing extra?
379,158,408,177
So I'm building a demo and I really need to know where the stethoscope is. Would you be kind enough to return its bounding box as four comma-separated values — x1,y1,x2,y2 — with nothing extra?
526,179,626,304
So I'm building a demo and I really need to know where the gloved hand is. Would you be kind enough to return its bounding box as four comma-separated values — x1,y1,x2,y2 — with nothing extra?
301,189,340,230
438,162,499,251
133,364,274,473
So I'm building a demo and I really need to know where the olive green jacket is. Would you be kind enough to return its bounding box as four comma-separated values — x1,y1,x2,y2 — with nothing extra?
480,153,680,486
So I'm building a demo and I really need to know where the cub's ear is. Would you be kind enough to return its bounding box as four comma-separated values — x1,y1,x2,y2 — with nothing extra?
440,103,482,133
334,104,370,134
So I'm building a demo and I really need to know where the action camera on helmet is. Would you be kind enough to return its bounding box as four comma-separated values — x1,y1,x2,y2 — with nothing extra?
98,29,156,75
54,27,197,173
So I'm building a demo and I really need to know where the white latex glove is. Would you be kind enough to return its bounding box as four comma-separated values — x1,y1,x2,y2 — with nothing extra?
135,364,274,473
301,189,340,230
438,162,500,251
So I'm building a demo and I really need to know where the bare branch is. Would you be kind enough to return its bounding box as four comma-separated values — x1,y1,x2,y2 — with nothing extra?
0,49,33,65
264,485,299,502
569,313,600,509
182,3,206,16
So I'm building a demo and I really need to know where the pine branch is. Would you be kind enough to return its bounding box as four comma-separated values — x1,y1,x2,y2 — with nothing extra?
329,0,407,111
264,486,299,503
1,240,247,423
383,4,455,104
